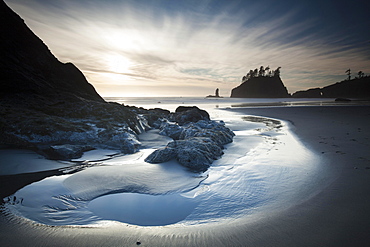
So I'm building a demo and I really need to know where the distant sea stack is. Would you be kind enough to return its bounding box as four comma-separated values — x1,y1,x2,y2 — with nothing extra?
292,77,370,98
0,0,103,103
206,88,222,98
230,66,290,98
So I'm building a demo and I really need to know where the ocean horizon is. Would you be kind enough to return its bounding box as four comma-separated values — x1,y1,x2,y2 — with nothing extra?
103,96,332,113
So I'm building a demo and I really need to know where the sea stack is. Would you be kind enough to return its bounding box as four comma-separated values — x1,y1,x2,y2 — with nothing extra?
231,76,290,98
230,66,290,98
206,88,222,98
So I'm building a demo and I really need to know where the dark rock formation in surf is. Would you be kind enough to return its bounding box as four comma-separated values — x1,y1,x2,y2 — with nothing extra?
230,76,290,98
206,88,222,98
146,137,224,173
145,109,235,173
292,77,370,98
37,144,95,160
172,106,210,125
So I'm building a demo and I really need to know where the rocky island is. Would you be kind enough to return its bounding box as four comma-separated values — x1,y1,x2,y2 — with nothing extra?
0,0,233,173
206,88,222,98
230,66,290,98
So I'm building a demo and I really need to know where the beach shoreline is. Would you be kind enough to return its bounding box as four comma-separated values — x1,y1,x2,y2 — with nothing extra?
223,105,370,246
1,104,370,246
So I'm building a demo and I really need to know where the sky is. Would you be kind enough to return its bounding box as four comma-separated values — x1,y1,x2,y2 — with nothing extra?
5,0,370,97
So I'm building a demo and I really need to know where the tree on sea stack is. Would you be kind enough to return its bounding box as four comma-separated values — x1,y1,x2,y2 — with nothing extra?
240,66,281,82
231,66,290,98
346,68,351,80
258,66,265,77
358,71,364,78
274,67,281,77
265,66,271,77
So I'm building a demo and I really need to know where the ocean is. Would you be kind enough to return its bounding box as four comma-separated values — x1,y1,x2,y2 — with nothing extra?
103,96,327,112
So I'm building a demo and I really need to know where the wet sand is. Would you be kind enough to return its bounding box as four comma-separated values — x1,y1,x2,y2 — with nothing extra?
225,105,370,246
1,105,370,246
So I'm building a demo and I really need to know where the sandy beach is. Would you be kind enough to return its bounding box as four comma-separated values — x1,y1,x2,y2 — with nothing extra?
1,104,370,247
225,105,370,246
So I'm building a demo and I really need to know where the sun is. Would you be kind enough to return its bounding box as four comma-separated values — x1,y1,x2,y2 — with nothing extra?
106,54,132,74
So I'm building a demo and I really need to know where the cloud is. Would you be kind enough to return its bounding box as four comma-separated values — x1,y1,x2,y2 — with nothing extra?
6,0,370,96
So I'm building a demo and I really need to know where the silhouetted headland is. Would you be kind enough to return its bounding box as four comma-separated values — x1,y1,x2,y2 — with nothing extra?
0,0,103,103
292,76,370,98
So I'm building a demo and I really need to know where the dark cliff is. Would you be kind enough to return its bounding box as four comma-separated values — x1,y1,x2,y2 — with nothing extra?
230,76,290,98
0,0,145,157
0,0,103,103
292,77,370,98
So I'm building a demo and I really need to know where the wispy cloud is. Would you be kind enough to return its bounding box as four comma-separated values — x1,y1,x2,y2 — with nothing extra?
6,0,370,96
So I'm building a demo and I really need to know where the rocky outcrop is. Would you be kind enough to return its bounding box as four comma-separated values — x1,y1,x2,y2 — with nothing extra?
230,76,290,98
206,88,222,98
157,118,235,144
0,100,152,158
146,137,224,173
172,106,210,125
37,144,95,160
136,108,171,127
292,77,370,98
145,114,235,173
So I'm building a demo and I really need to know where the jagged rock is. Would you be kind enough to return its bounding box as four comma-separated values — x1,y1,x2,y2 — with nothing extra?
145,137,224,173
0,101,147,157
172,106,210,125
142,108,171,127
101,130,141,154
157,119,235,144
179,120,235,146
158,120,183,140
145,147,177,163
37,144,94,160
156,108,217,140
171,137,223,172
146,119,234,172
